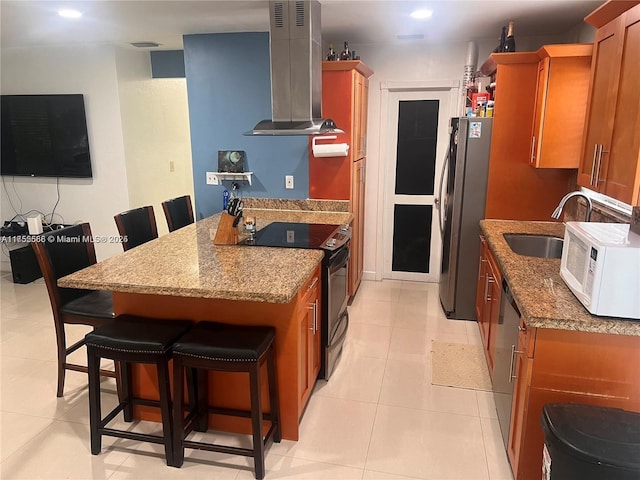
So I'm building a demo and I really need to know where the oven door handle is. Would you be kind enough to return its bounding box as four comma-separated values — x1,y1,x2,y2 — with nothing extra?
329,311,350,346
328,247,350,273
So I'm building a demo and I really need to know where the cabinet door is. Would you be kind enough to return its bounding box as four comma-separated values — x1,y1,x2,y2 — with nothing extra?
602,6,640,205
348,158,365,298
507,331,533,478
475,237,488,343
298,270,321,410
354,73,369,159
578,18,622,189
531,51,592,169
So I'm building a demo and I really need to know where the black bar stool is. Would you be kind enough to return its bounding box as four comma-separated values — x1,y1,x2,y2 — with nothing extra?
171,322,281,479
86,316,192,465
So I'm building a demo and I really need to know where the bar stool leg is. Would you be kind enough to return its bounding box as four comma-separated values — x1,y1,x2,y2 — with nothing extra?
87,347,102,455
195,369,209,432
249,363,265,480
157,358,174,466
121,362,133,422
171,356,185,468
267,347,282,443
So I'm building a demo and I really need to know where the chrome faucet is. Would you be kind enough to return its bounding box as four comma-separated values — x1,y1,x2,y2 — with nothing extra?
552,191,592,222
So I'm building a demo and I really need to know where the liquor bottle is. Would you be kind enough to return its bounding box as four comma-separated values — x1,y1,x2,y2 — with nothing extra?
492,26,506,53
339,41,351,60
503,21,516,52
326,43,337,61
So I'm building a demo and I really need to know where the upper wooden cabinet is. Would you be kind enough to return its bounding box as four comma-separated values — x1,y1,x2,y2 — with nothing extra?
529,44,593,168
578,2,640,205
310,60,373,298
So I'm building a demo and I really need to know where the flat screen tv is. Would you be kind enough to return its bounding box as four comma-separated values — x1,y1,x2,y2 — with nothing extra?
1,94,93,178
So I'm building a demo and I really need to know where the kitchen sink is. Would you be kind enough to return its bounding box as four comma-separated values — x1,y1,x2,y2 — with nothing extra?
503,234,564,259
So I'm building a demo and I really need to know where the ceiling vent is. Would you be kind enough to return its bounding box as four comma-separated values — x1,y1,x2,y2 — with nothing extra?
130,42,160,48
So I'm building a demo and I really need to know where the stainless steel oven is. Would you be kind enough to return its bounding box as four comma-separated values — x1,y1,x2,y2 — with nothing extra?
322,243,349,379
239,222,351,379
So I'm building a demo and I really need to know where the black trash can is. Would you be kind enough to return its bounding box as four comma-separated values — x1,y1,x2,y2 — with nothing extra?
540,403,640,480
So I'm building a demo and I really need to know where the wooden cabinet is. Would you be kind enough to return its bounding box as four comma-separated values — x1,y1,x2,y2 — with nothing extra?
578,2,640,205
297,265,321,414
309,60,373,298
475,236,501,375
485,53,574,220
506,319,533,476
529,45,593,168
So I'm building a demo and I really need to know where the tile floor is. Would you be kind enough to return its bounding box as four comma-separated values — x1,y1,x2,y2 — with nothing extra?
0,273,513,479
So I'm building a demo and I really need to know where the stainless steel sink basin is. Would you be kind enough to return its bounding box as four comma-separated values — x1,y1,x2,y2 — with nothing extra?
503,234,564,259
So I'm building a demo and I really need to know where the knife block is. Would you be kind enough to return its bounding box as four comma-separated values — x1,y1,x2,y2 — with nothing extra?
213,212,239,245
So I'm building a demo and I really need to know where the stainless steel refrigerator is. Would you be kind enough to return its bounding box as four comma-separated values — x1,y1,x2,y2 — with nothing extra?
437,117,493,320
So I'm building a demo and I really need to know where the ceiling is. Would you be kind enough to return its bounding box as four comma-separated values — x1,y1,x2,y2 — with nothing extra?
1,0,602,51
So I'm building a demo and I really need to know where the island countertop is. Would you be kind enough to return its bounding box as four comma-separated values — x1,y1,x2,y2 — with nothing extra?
480,219,640,336
58,209,350,304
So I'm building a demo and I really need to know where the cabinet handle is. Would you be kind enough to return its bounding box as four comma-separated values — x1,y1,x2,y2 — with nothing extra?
595,144,608,185
308,276,319,291
509,345,525,383
308,299,318,333
530,136,536,164
484,275,494,302
589,144,598,186
518,325,526,332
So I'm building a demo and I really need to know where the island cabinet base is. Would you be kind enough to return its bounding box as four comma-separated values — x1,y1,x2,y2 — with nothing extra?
510,327,640,480
112,274,321,442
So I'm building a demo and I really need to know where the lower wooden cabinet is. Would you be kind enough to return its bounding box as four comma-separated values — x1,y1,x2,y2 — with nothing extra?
475,236,501,375
298,265,321,414
507,321,640,479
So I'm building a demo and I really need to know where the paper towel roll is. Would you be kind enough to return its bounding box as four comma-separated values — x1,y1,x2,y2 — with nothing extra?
312,143,349,157
27,215,43,235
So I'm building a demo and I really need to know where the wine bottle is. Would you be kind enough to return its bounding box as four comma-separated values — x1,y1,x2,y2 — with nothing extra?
503,21,516,52
326,43,337,61
339,41,351,61
492,26,507,53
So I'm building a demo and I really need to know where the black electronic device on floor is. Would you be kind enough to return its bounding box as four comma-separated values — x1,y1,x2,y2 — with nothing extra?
9,245,42,284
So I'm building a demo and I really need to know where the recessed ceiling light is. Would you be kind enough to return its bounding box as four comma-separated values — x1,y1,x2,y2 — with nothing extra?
58,8,82,19
410,9,433,20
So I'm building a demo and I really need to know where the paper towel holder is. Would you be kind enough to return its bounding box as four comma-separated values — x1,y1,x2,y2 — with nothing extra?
312,135,350,157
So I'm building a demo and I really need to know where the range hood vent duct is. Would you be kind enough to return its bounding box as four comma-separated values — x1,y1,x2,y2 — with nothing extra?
246,0,342,136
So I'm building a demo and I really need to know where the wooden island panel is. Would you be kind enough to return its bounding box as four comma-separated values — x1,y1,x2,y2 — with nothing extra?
113,263,323,442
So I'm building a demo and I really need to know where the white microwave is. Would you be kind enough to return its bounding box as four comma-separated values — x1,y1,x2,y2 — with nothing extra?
560,222,640,319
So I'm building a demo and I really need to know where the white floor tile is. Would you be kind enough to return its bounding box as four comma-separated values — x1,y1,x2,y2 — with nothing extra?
235,454,364,479
379,358,479,417
346,323,392,359
277,395,377,469
476,391,498,420
313,349,386,404
0,420,131,479
480,418,514,480
0,411,54,462
366,404,489,479
363,470,422,479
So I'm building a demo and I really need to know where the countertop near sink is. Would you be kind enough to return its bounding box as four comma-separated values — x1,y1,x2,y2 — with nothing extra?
480,219,640,337
59,208,351,304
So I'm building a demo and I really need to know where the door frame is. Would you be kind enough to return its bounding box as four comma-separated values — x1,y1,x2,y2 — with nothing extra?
375,80,460,282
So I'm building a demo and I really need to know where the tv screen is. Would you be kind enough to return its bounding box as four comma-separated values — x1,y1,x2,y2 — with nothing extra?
1,94,93,178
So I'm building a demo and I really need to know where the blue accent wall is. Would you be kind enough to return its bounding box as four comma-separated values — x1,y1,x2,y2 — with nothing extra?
183,33,309,219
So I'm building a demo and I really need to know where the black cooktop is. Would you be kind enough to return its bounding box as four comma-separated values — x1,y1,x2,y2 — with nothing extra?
244,222,340,249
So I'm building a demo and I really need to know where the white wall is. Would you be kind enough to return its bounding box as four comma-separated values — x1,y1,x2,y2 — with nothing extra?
1,45,131,265
115,48,194,236
353,32,586,280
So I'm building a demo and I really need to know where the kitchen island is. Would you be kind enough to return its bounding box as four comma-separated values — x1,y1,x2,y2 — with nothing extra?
59,206,351,441
479,219,640,479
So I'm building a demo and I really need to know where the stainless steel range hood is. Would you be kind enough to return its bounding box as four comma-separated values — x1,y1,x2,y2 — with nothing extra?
246,0,342,136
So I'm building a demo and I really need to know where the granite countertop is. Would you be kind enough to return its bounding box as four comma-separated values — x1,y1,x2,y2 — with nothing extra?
59,206,352,304
480,219,640,337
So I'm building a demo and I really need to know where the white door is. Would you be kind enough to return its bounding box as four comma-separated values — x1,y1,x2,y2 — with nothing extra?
382,89,452,282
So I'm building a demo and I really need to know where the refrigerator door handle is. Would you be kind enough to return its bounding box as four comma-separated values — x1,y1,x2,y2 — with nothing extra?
436,150,450,237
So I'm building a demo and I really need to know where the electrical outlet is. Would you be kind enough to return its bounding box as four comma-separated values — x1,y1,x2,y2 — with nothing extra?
169,160,175,172
206,172,219,185
285,175,294,189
